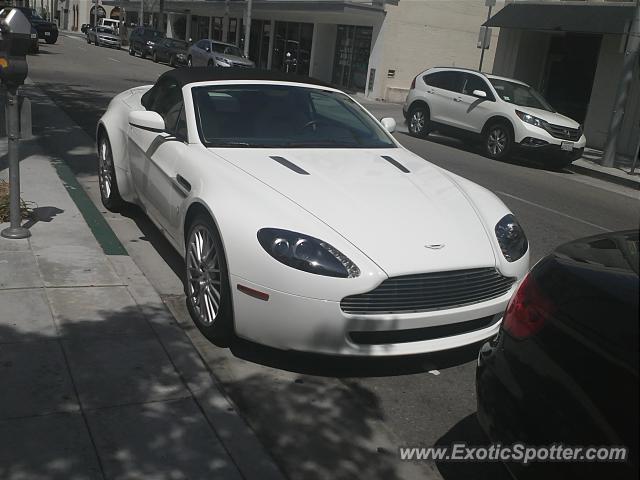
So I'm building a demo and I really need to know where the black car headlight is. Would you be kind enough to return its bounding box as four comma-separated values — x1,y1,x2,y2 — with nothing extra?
495,214,528,262
258,228,360,278
515,110,547,129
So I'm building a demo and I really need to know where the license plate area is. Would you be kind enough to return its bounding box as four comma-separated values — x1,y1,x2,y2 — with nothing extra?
44,31,51,36
561,141,574,152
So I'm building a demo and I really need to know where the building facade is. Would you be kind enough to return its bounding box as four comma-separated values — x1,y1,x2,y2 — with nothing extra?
488,0,639,160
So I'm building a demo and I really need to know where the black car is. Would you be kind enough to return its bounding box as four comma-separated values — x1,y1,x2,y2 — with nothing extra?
128,26,164,59
477,230,639,480
11,6,58,44
152,38,189,67
81,23,90,34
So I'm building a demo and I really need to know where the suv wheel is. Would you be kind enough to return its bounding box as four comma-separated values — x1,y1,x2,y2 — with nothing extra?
484,122,513,160
408,105,430,138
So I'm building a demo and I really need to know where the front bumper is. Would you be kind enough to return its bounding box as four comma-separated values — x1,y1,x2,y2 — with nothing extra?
231,274,516,356
97,38,121,48
517,141,585,162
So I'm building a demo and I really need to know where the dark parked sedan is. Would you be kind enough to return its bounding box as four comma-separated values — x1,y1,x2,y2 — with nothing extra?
477,230,638,480
152,38,189,67
128,26,164,59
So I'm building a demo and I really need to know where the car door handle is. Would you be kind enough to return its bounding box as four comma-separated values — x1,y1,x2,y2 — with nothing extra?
453,97,462,102
175,174,191,193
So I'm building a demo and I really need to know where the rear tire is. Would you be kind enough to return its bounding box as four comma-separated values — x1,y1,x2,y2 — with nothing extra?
97,133,124,212
408,104,431,138
185,214,234,347
484,122,513,160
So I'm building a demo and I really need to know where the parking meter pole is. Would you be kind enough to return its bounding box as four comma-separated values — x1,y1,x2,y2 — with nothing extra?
1,85,30,239
478,5,492,72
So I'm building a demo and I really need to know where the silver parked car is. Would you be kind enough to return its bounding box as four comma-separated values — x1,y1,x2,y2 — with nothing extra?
87,26,121,49
187,39,255,68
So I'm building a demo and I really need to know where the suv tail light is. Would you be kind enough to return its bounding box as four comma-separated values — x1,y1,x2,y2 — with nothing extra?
503,273,555,339
410,75,417,90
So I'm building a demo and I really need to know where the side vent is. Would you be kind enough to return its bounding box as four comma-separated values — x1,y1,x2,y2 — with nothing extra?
381,155,410,173
270,156,310,175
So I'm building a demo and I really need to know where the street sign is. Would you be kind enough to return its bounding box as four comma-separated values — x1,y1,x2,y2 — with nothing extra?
485,0,496,6
477,26,492,49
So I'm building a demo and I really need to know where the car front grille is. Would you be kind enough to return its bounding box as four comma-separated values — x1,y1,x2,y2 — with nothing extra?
340,268,516,315
545,123,581,141
230,61,253,68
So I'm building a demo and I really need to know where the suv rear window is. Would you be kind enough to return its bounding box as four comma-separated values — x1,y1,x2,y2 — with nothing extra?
423,71,462,92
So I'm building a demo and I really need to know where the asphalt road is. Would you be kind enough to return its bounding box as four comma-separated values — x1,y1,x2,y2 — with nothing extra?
25,36,640,480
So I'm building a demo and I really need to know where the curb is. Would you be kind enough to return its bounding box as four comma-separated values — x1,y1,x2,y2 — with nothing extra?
567,163,640,190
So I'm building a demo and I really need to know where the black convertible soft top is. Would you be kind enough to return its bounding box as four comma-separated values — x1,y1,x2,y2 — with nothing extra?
158,67,335,89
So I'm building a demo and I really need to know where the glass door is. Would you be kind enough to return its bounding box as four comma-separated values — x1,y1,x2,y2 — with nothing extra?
332,25,373,91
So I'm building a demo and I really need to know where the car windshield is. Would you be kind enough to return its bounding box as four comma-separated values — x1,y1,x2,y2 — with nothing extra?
193,84,396,149
212,43,243,57
489,78,555,112
144,30,164,39
96,27,114,34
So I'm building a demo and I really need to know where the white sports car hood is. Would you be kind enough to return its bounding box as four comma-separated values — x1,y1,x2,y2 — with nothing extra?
213,148,497,276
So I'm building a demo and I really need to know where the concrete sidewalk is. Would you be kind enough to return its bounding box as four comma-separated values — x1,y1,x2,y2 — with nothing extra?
0,140,284,479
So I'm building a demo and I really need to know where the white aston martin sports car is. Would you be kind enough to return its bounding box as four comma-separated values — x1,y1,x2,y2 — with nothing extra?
97,68,530,356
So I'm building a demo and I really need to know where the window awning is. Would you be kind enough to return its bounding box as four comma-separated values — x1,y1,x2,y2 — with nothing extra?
484,3,636,35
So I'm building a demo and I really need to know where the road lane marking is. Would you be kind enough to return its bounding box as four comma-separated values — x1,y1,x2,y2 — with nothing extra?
108,57,120,62
495,191,609,232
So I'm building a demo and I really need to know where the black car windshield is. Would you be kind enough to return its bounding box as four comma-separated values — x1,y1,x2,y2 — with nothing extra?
193,84,396,149
212,43,243,57
489,79,555,112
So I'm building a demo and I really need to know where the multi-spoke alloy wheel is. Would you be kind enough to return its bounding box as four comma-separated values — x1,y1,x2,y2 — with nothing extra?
484,123,512,160
187,225,222,326
408,106,430,138
97,135,123,211
185,215,234,345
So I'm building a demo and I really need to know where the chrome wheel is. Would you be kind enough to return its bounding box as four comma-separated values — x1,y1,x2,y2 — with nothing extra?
487,127,507,156
187,225,222,326
410,110,425,134
98,139,113,200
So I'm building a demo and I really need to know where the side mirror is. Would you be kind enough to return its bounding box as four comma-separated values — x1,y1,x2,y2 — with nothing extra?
129,110,165,132
380,117,396,133
473,90,487,99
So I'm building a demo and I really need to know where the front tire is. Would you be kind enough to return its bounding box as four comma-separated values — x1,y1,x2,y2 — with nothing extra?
408,104,431,138
97,133,124,211
185,215,234,346
484,122,513,160
187,56,193,68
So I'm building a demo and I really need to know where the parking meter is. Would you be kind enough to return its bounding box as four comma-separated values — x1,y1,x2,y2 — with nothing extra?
0,8,31,87
0,7,31,239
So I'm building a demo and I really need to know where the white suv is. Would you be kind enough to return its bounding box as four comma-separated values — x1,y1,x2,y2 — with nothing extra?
403,67,586,168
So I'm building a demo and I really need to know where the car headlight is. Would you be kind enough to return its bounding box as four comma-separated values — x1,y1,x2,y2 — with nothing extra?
515,110,547,129
257,228,360,278
146,40,154,46
177,53,186,59
495,214,528,262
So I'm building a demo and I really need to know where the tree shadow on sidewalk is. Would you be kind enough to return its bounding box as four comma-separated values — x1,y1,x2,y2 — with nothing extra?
0,301,412,480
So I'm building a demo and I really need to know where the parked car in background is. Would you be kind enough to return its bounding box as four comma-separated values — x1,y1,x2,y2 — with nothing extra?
404,67,586,168
477,230,639,480
152,38,189,67
8,6,58,44
187,40,255,68
128,26,164,59
86,26,121,49
98,18,120,32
